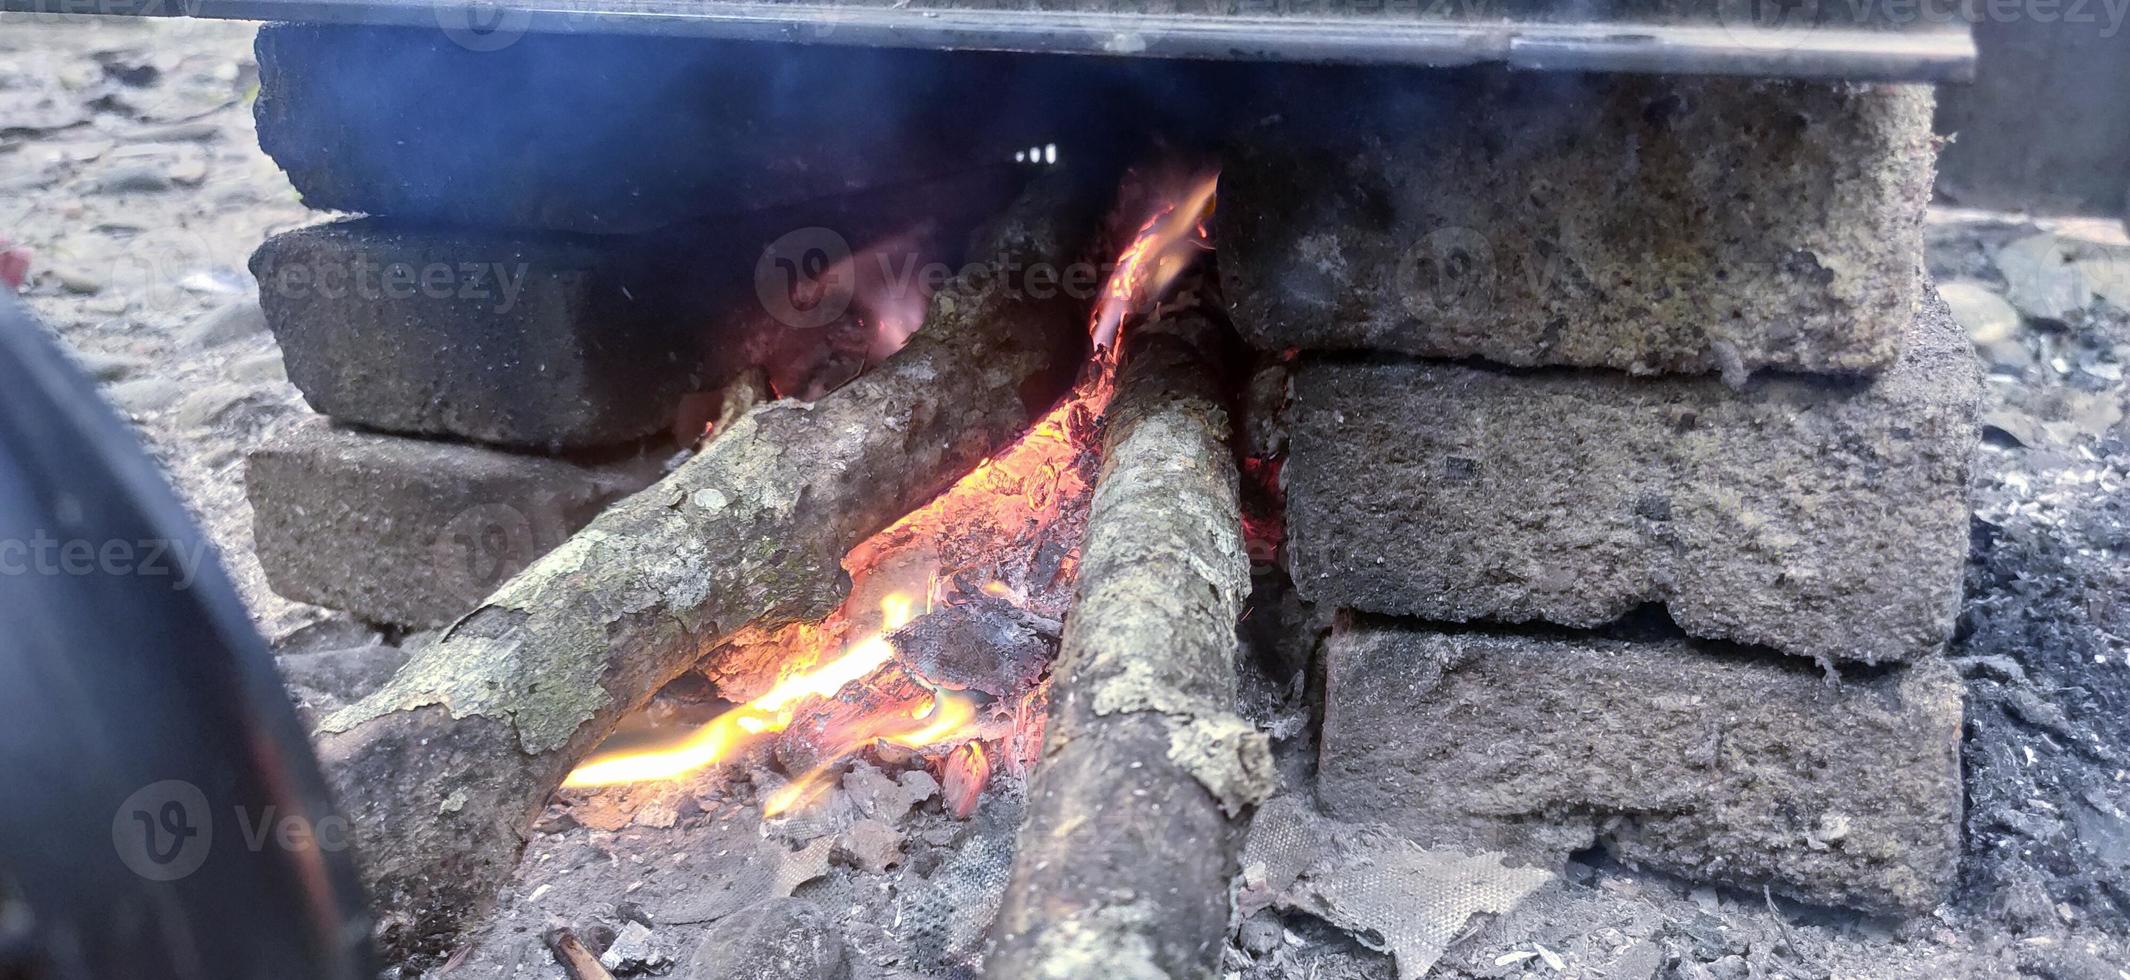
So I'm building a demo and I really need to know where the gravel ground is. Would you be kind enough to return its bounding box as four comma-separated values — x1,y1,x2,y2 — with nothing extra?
3,14,338,644
6,16,2130,979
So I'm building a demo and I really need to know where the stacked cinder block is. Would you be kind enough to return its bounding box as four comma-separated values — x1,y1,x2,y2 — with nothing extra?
240,24,1063,630
241,25,743,629
1219,70,1980,915
245,222,692,628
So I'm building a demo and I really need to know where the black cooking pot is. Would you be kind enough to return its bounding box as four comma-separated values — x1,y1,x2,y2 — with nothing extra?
0,294,374,979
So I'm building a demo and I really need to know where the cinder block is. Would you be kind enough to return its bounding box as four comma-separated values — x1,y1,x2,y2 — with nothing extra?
251,219,709,451
1220,72,1936,377
1318,618,1965,916
246,417,662,628
1284,291,1982,665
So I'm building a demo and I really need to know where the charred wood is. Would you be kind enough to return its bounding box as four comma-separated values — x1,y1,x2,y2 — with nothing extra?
542,927,616,980
310,172,1107,965
986,309,1275,980
889,596,1061,698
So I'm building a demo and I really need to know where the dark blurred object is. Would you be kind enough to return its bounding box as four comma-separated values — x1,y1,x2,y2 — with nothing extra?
1936,21,2130,219
0,294,375,979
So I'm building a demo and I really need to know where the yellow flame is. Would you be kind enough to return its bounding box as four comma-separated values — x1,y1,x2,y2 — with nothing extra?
1091,172,1219,351
761,690,981,817
561,593,920,789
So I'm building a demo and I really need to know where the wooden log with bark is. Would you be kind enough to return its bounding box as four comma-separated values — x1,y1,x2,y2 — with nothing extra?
986,308,1276,980
312,172,1107,963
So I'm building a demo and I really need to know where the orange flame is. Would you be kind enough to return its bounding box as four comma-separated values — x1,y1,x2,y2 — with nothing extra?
562,593,930,788
761,690,980,817
1090,171,1218,352
569,171,1221,817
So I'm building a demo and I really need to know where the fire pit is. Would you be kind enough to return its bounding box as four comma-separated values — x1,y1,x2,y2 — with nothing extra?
18,11,2034,979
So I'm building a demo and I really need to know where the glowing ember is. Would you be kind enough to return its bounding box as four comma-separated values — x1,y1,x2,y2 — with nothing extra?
1090,171,1218,352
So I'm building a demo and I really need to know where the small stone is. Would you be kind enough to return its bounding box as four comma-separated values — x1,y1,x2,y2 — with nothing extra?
104,377,185,415
70,349,142,383
272,615,382,655
599,921,669,974
84,294,129,315
171,382,285,431
1708,955,1750,980
168,155,209,186
1816,812,1853,843
180,298,269,348
633,795,681,829
229,349,289,385
1238,912,1282,955
841,763,919,826
834,818,903,873
1996,233,2091,323
93,164,173,194
1936,279,2021,344
275,644,409,703
683,899,851,980
53,266,105,295
897,769,940,803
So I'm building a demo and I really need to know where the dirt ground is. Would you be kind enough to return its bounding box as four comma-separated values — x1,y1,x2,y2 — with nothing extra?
6,15,2130,980
1,14,346,645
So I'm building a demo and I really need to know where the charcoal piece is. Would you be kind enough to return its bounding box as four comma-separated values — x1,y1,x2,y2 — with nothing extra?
887,597,1059,697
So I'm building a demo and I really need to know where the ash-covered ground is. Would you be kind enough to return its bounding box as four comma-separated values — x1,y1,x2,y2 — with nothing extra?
6,17,2130,979
3,15,336,646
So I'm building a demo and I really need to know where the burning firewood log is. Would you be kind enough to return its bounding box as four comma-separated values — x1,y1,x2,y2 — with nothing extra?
310,172,1107,963
987,307,1276,979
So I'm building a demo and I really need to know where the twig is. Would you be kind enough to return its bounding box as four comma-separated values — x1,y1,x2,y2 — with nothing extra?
543,927,616,980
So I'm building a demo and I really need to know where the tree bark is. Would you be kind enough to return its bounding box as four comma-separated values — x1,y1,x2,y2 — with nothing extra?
986,309,1275,980
312,172,1106,964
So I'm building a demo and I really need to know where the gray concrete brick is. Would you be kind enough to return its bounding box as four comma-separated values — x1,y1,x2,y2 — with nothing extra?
251,219,708,451
246,417,662,628
1219,72,1936,377
1318,618,1964,915
1283,290,1982,665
